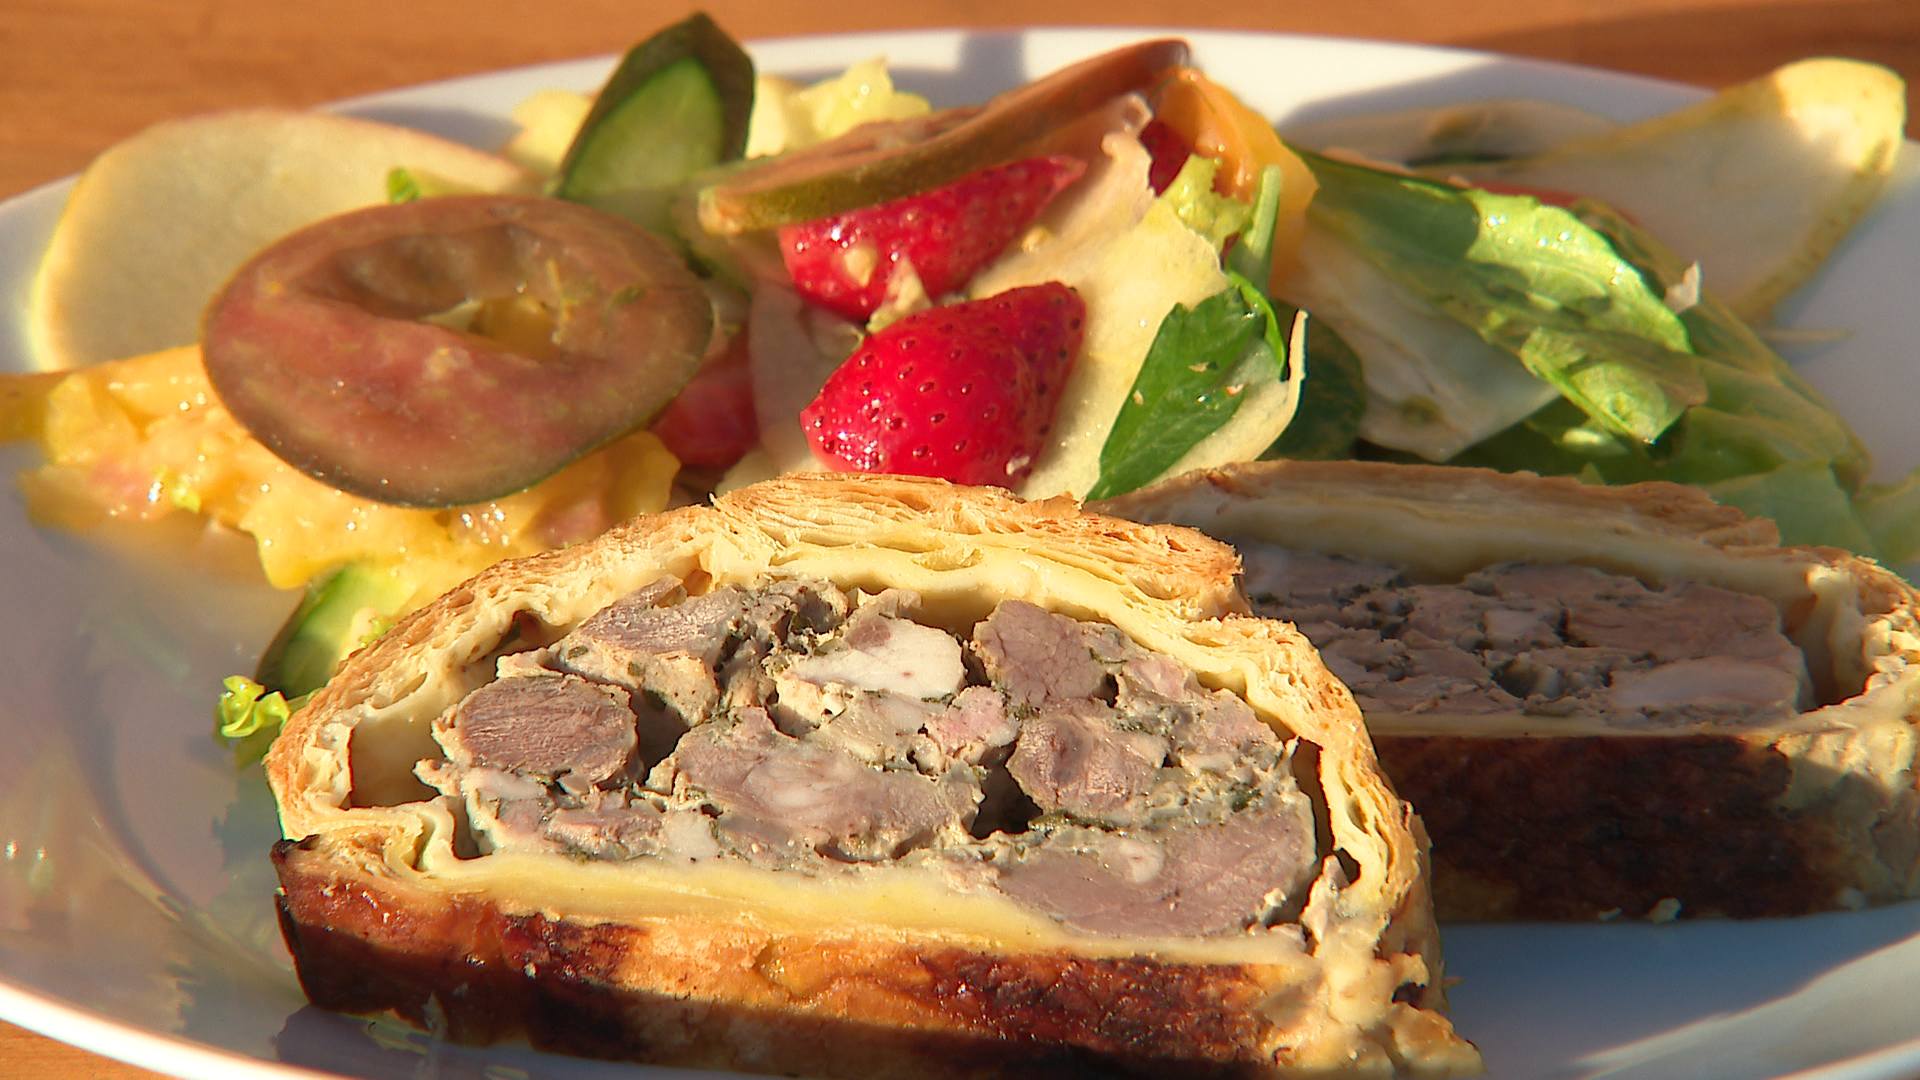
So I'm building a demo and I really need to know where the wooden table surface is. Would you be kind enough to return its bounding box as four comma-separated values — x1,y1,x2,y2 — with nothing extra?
2,0,1916,1076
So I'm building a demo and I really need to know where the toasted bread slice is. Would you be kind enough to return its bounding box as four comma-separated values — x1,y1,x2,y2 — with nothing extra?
1097,461,1920,921
267,474,1481,1077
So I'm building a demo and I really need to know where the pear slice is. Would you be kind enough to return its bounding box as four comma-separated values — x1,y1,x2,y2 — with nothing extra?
28,108,536,369
1436,59,1906,321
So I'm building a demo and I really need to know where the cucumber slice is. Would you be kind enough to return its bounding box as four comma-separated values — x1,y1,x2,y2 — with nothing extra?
555,13,754,233
256,563,414,697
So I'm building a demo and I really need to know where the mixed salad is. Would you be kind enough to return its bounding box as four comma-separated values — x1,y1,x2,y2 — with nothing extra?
0,15,1910,754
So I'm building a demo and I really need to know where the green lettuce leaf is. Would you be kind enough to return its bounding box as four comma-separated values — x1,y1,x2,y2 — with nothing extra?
1290,148,1887,557
1226,165,1284,282
1285,218,1561,460
1705,461,1880,556
1576,201,1870,489
1450,397,1648,480
1263,305,1366,460
1856,473,1920,566
1296,150,1708,446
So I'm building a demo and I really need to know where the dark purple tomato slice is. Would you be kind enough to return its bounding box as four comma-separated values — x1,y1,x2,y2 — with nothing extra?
201,194,713,507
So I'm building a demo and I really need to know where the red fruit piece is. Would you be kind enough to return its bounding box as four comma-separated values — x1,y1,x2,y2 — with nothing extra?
649,325,758,469
801,283,1085,487
1138,118,1194,194
777,155,1086,322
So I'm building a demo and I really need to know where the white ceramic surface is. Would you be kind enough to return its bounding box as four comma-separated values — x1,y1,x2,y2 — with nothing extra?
2,27,1917,1080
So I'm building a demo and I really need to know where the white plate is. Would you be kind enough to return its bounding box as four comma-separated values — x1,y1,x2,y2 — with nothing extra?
3,27,1918,1080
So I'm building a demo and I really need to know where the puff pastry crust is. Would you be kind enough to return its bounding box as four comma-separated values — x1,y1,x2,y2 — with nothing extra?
267,473,1481,1077
1097,460,1920,921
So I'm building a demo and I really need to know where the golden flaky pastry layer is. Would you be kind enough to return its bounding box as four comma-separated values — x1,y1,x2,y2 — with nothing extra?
1098,460,1920,920
267,473,1481,1078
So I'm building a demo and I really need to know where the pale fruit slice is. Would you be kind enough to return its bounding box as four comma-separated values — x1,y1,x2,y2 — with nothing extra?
1280,98,1622,165
697,38,1188,234
28,108,537,369
1437,59,1906,321
504,89,592,176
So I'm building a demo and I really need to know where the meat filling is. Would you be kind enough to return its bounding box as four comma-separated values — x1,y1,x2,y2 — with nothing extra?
416,581,1316,940
1238,544,1812,725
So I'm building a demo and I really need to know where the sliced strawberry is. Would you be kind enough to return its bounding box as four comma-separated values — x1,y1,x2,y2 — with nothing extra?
776,155,1086,322
649,326,758,469
801,283,1085,486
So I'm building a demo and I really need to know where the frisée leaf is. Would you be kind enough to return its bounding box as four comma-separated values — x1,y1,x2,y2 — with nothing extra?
216,675,307,765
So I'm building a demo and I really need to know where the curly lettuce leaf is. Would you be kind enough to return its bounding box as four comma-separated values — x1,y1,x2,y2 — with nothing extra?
216,675,308,764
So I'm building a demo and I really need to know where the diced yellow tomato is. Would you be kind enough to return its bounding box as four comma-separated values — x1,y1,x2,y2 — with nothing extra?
5,346,680,594
1154,69,1318,285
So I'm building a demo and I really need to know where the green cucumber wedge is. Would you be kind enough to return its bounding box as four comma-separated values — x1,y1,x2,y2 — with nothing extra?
256,563,415,698
555,13,755,233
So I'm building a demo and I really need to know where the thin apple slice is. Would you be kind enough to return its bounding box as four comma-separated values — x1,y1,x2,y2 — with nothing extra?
201,195,713,507
697,38,1189,234
1436,59,1906,321
29,108,536,369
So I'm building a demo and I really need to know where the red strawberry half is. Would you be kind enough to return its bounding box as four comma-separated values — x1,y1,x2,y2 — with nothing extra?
801,282,1085,486
777,155,1087,322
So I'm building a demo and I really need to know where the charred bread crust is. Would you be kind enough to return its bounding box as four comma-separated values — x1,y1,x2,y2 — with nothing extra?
266,474,1482,1077
274,833,1449,1078
1095,460,1920,920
